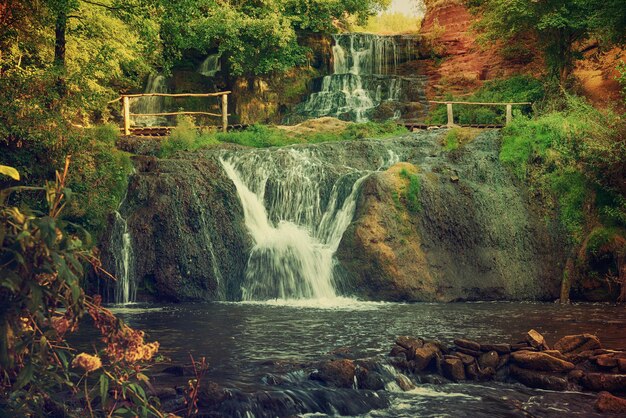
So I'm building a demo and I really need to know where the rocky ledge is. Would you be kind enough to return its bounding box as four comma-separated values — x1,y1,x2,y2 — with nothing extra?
386,330,626,413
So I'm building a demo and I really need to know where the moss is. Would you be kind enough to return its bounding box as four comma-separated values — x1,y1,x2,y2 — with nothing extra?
399,168,421,214
586,227,625,257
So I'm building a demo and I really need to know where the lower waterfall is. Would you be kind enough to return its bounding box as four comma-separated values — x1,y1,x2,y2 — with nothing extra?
110,211,136,304
220,149,374,301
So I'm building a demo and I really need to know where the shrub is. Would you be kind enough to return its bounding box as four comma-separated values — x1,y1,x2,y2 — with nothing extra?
399,168,421,213
160,115,198,156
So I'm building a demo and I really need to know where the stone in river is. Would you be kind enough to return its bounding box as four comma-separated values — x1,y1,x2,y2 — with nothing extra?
442,357,466,381
509,365,568,391
526,329,549,350
478,351,499,369
411,343,440,371
582,372,626,392
396,336,424,351
510,351,575,372
481,343,511,354
454,338,481,352
554,334,602,354
595,391,626,413
311,359,356,388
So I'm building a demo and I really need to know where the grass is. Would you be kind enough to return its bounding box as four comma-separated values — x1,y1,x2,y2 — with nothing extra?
158,119,409,157
399,168,421,213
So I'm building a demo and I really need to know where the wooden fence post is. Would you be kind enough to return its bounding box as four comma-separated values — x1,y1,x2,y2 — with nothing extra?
446,103,454,127
505,104,512,125
122,96,130,136
222,93,228,133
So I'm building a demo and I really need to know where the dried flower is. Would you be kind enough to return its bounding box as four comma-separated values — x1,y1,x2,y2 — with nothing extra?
72,353,102,373
51,316,70,337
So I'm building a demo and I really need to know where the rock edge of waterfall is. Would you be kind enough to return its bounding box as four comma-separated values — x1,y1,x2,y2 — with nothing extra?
102,130,567,303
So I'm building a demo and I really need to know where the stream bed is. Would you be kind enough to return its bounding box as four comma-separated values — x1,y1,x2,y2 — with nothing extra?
104,301,626,417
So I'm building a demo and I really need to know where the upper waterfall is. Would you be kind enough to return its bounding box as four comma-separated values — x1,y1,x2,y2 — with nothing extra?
299,33,427,122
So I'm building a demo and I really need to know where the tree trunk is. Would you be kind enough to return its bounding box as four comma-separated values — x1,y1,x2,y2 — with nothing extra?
53,7,68,98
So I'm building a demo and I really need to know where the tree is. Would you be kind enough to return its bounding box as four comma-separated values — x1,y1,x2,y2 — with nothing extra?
473,0,626,85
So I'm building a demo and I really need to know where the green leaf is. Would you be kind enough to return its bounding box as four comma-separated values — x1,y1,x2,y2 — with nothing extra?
100,374,109,405
14,362,33,389
0,165,20,181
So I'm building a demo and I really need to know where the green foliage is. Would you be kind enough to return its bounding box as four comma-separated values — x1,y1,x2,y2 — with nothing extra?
499,94,625,243
617,61,626,103
0,165,160,417
585,227,624,256
399,168,422,213
445,129,459,151
352,12,420,34
428,76,544,125
472,0,626,83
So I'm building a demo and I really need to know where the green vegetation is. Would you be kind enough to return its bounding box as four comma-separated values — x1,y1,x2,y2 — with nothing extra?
428,76,544,125
399,168,422,214
0,165,161,417
159,120,408,157
445,129,459,151
352,12,421,34
471,0,626,84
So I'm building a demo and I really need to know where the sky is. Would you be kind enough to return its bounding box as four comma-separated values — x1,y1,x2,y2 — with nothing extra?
386,0,424,17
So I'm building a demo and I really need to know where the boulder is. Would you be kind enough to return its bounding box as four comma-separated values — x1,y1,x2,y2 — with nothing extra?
396,336,424,351
481,343,511,354
595,354,619,368
478,366,496,380
456,352,476,365
455,346,482,357
595,391,626,413
197,381,228,408
568,369,585,383
619,358,626,373
389,345,408,358
411,343,440,371
312,359,356,388
526,329,549,350
497,354,510,370
478,351,499,369
454,338,481,352
554,334,602,354
582,372,626,392
543,350,568,361
510,351,575,372
395,374,415,391
465,363,479,380
509,365,568,391
442,357,466,382
511,342,529,351
355,366,385,391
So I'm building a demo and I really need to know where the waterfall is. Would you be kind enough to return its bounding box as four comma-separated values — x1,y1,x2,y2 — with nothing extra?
110,211,136,304
300,33,427,122
131,74,168,127
220,149,371,301
198,54,221,77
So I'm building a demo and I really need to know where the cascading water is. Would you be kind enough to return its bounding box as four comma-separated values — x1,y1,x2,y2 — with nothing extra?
300,33,427,122
220,149,375,302
198,54,221,77
130,74,168,127
110,211,136,304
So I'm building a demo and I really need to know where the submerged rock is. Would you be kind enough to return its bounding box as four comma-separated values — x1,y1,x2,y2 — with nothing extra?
595,391,626,413
554,334,602,355
510,351,575,372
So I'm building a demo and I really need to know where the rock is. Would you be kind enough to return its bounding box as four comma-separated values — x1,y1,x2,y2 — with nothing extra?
197,381,228,408
511,342,529,351
455,346,482,357
389,345,408,358
510,351,575,372
456,352,476,365
454,338,481,352
554,334,602,354
312,359,356,388
526,329,549,350
162,365,186,376
516,347,538,352
411,343,440,371
151,386,177,400
567,349,596,364
568,369,585,383
582,372,626,392
497,354,510,370
618,358,626,373
425,340,451,355
595,391,626,413
543,350,568,361
450,175,459,182
465,363,479,380
395,374,415,391
595,354,619,368
478,366,496,380
396,336,424,351
481,343,511,354
509,365,568,391
355,366,385,391
442,357,466,381
478,351,499,369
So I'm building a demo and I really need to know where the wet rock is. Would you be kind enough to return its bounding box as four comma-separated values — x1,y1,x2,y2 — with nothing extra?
511,342,529,351
618,358,626,373
456,352,476,365
526,329,549,350
568,369,585,383
543,350,568,361
411,343,440,371
554,334,602,355
396,336,424,351
511,351,575,372
311,359,356,388
595,391,626,413
497,354,510,370
481,343,511,354
567,349,596,364
595,354,619,368
197,381,228,408
465,362,479,380
151,386,177,400
442,357,466,381
455,346,482,357
509,365,568,391
478,351,499,369
454,338,481,352
582,372,626,392
389,345,408,358
478,366,496,380
425,340,451,355
355,366,385,391
395,374,415,391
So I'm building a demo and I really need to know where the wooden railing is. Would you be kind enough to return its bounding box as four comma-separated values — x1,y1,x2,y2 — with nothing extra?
428,101,532,127
119,91,231,135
